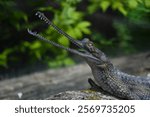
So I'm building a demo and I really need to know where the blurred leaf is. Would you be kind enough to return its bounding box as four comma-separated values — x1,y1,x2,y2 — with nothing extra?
77,22,91,29
67,28,77,38
128,0,138,9
35,51,41,59
112,1,127,15
77,21,91,34
112,1,122,10
0,60,7,67
100,39,113,45
74,28,82,38
144,0,150,7
0,48,12,67
1,0,149,69
38,7,55,12
30,41,42,50
63,57,75,66
100,0,110,12
88,3,99,14
68,9,82,21
58,37,70,47
118,6,127,16
48,60,61,68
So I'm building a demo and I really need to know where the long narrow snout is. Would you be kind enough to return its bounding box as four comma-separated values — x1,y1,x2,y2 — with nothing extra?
35,11,83,48
28,11,100,61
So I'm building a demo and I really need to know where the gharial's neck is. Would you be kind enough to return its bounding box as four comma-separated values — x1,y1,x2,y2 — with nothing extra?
87,59,115,72
86,60,116,78
86,61,116,92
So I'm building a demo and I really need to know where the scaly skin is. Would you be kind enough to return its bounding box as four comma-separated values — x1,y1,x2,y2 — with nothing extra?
28,11,150,100
87,59,150,99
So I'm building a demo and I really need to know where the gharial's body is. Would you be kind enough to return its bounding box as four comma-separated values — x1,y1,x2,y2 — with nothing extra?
28,11,150,100
87,57,150,100
82,44,150,100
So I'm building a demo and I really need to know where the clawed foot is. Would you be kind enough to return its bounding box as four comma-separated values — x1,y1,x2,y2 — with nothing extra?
88,78,122,99
88,78,104,92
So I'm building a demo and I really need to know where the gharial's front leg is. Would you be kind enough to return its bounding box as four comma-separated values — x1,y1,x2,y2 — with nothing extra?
88,78,128,99
88,78,141,100
88,78,117,97
88,78,104,92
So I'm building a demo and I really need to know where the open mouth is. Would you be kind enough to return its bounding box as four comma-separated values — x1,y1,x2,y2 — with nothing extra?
28,11,99,61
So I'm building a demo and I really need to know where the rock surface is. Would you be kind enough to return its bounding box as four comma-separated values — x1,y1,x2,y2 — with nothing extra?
46,90,118,100
0,52,149,100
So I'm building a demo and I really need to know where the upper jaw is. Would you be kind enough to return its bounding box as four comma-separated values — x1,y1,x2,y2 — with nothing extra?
30,11,100,62
57,35,100,61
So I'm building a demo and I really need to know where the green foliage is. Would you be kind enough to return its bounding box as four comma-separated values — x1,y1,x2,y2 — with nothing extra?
0,0,149,70
88,0,150,54
0,49,12,67
0,0,91,68
0,1,28,30
0,1,27,67
36,1,91,67
112,3,150,54
88,0,150,15
113,22,135,54
91,32,113,48
126,4,150,51
0,1,42,68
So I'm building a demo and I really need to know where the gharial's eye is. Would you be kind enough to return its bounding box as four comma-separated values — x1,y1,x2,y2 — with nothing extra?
87,41,94,48
88,43,93,46
86,42,95,52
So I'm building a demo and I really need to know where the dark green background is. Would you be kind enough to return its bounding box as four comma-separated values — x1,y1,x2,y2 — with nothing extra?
0,0,150,78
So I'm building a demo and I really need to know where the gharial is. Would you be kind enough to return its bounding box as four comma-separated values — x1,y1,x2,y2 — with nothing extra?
28,11,150,100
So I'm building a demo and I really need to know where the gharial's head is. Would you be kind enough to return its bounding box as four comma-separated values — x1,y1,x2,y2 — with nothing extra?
28,11,109,67
78,38,109,66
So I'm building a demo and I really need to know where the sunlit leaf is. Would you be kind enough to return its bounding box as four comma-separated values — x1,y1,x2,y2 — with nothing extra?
81,28,91,34
48,60,62,68
88,4,99,14
128,0,138,9
30,41,42,50
118,6,128,15
77,21,91,34
63,57,75,66
58,37,70,47
0,49,12,68
67,28,77,38
112,2,123,10
100,1,110,12
145,0,150,7
74,28,82,38
77,22,91,28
